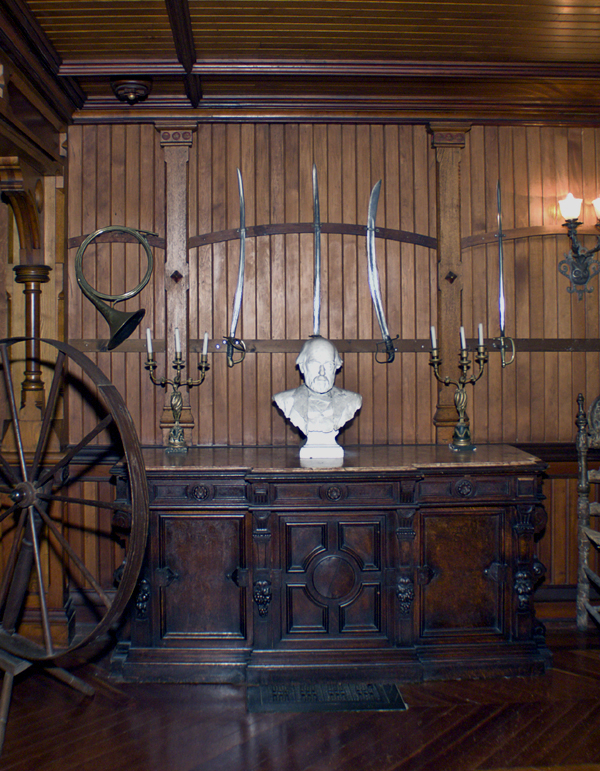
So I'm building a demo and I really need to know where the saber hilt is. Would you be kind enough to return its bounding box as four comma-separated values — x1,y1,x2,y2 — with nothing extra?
225,336,247,368
375,335,398,364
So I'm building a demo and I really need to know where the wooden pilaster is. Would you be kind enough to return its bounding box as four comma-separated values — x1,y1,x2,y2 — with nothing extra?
428,123,471,445
156,124,196,445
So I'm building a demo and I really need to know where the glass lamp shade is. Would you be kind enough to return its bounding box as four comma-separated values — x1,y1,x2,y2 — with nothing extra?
559,193,583,221
593,197,600,220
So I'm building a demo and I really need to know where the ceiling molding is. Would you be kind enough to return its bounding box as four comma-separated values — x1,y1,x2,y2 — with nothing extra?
59,58,600,81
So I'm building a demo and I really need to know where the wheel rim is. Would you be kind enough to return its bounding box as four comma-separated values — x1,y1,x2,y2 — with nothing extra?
0,337,148,661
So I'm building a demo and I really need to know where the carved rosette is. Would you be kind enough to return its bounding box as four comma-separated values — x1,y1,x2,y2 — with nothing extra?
253,579,272,617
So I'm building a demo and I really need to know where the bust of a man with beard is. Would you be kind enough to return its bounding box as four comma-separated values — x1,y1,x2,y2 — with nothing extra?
273,336,362,459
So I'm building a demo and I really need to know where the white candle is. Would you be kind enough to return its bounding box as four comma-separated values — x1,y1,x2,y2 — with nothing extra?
202,331,209,356
146,328,153,355
174,328,181,353
430,325,437,349
478,323,484,346
460,326,466,350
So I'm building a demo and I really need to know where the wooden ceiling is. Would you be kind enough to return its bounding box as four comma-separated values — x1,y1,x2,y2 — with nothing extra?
3,0,600,126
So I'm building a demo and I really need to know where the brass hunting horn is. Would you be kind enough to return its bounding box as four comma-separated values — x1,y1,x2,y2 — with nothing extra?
75,225,155,350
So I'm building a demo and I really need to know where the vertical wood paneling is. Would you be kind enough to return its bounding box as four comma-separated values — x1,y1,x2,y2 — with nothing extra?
460,125,600,447
52,119,600,625
65,121,600,454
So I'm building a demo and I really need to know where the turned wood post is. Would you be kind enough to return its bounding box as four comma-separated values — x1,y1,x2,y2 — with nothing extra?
0,158,51,416
13,264,51,410
428,123,471,445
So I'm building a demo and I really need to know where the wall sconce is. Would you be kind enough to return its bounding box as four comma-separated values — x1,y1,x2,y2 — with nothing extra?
558,192,600,299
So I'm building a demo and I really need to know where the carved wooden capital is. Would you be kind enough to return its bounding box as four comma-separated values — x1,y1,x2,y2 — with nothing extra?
155,123,196,147
428,123,472,149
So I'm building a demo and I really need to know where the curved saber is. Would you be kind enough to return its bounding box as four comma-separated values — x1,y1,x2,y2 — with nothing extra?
496,180,515,367
312,164,321,337
367,180,396,363
497,180,506,339
226,168,247,367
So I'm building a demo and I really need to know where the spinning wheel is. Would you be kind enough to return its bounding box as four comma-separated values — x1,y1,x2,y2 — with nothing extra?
0,338,148,748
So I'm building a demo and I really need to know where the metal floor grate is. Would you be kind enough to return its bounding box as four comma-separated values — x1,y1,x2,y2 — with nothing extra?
247,681,408,713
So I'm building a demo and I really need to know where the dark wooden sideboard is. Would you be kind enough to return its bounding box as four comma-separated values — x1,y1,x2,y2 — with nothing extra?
111,445,551,684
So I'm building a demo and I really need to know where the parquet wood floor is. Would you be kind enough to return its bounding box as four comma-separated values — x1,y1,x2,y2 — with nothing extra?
2,630,600,771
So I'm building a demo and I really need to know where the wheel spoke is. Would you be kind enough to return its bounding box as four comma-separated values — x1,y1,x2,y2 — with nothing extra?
0,502,20,525
28,509,54,657
33,502,112,610
0,509,27,612
30,350,67,482
0,343,28,481
0,452,20,488
36,413,114,488
37,492,131,516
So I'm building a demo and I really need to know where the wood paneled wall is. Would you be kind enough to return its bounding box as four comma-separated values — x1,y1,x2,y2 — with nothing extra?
462,126,600,445
66,122,600,451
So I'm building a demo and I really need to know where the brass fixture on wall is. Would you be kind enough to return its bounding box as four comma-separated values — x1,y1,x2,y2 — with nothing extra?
110,77,153,105
558,192,600,299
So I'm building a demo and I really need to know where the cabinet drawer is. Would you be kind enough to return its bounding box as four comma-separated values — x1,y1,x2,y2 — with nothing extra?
417,474,512,502
267,480,398,507
149,478,248,506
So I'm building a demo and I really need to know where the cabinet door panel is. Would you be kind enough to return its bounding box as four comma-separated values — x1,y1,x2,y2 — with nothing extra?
420,510,504,637
159,513,247,641
278,514,389,644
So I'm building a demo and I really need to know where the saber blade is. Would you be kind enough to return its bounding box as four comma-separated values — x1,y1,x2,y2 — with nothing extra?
497,180,506,338
229,167,246,340
313,163,321,337
367,180,394,362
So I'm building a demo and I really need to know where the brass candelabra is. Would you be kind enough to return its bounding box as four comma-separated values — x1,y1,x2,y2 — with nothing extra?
145,329,210,452
429,326,488,452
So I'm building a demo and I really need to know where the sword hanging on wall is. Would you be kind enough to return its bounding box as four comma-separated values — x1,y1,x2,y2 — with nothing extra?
367,180,397,363
495,180,515,367
312,163,322,337
225,168,247,367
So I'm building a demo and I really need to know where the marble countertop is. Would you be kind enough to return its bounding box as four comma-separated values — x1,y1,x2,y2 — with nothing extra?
140,444,543,474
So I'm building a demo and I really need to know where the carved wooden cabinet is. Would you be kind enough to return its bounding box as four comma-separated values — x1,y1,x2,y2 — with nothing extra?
112,445,551,684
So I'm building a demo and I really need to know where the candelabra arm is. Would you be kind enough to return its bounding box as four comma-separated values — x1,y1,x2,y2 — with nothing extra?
429,349,459,388
471,346,489,384
183,353,211,386
145,357,171,388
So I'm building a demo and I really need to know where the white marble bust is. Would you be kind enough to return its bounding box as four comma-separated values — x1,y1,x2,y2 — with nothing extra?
273,336,362,459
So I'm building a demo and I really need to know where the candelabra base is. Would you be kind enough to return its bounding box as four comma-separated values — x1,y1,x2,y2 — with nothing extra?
449,422,476,452
449,442,476,452
166,444,188,454
165,422,188,454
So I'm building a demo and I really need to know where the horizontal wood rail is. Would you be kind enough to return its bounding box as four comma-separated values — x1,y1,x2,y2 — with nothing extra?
69,223,596,254
69,337,600,354
188,223,436,249
462,224,600,248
